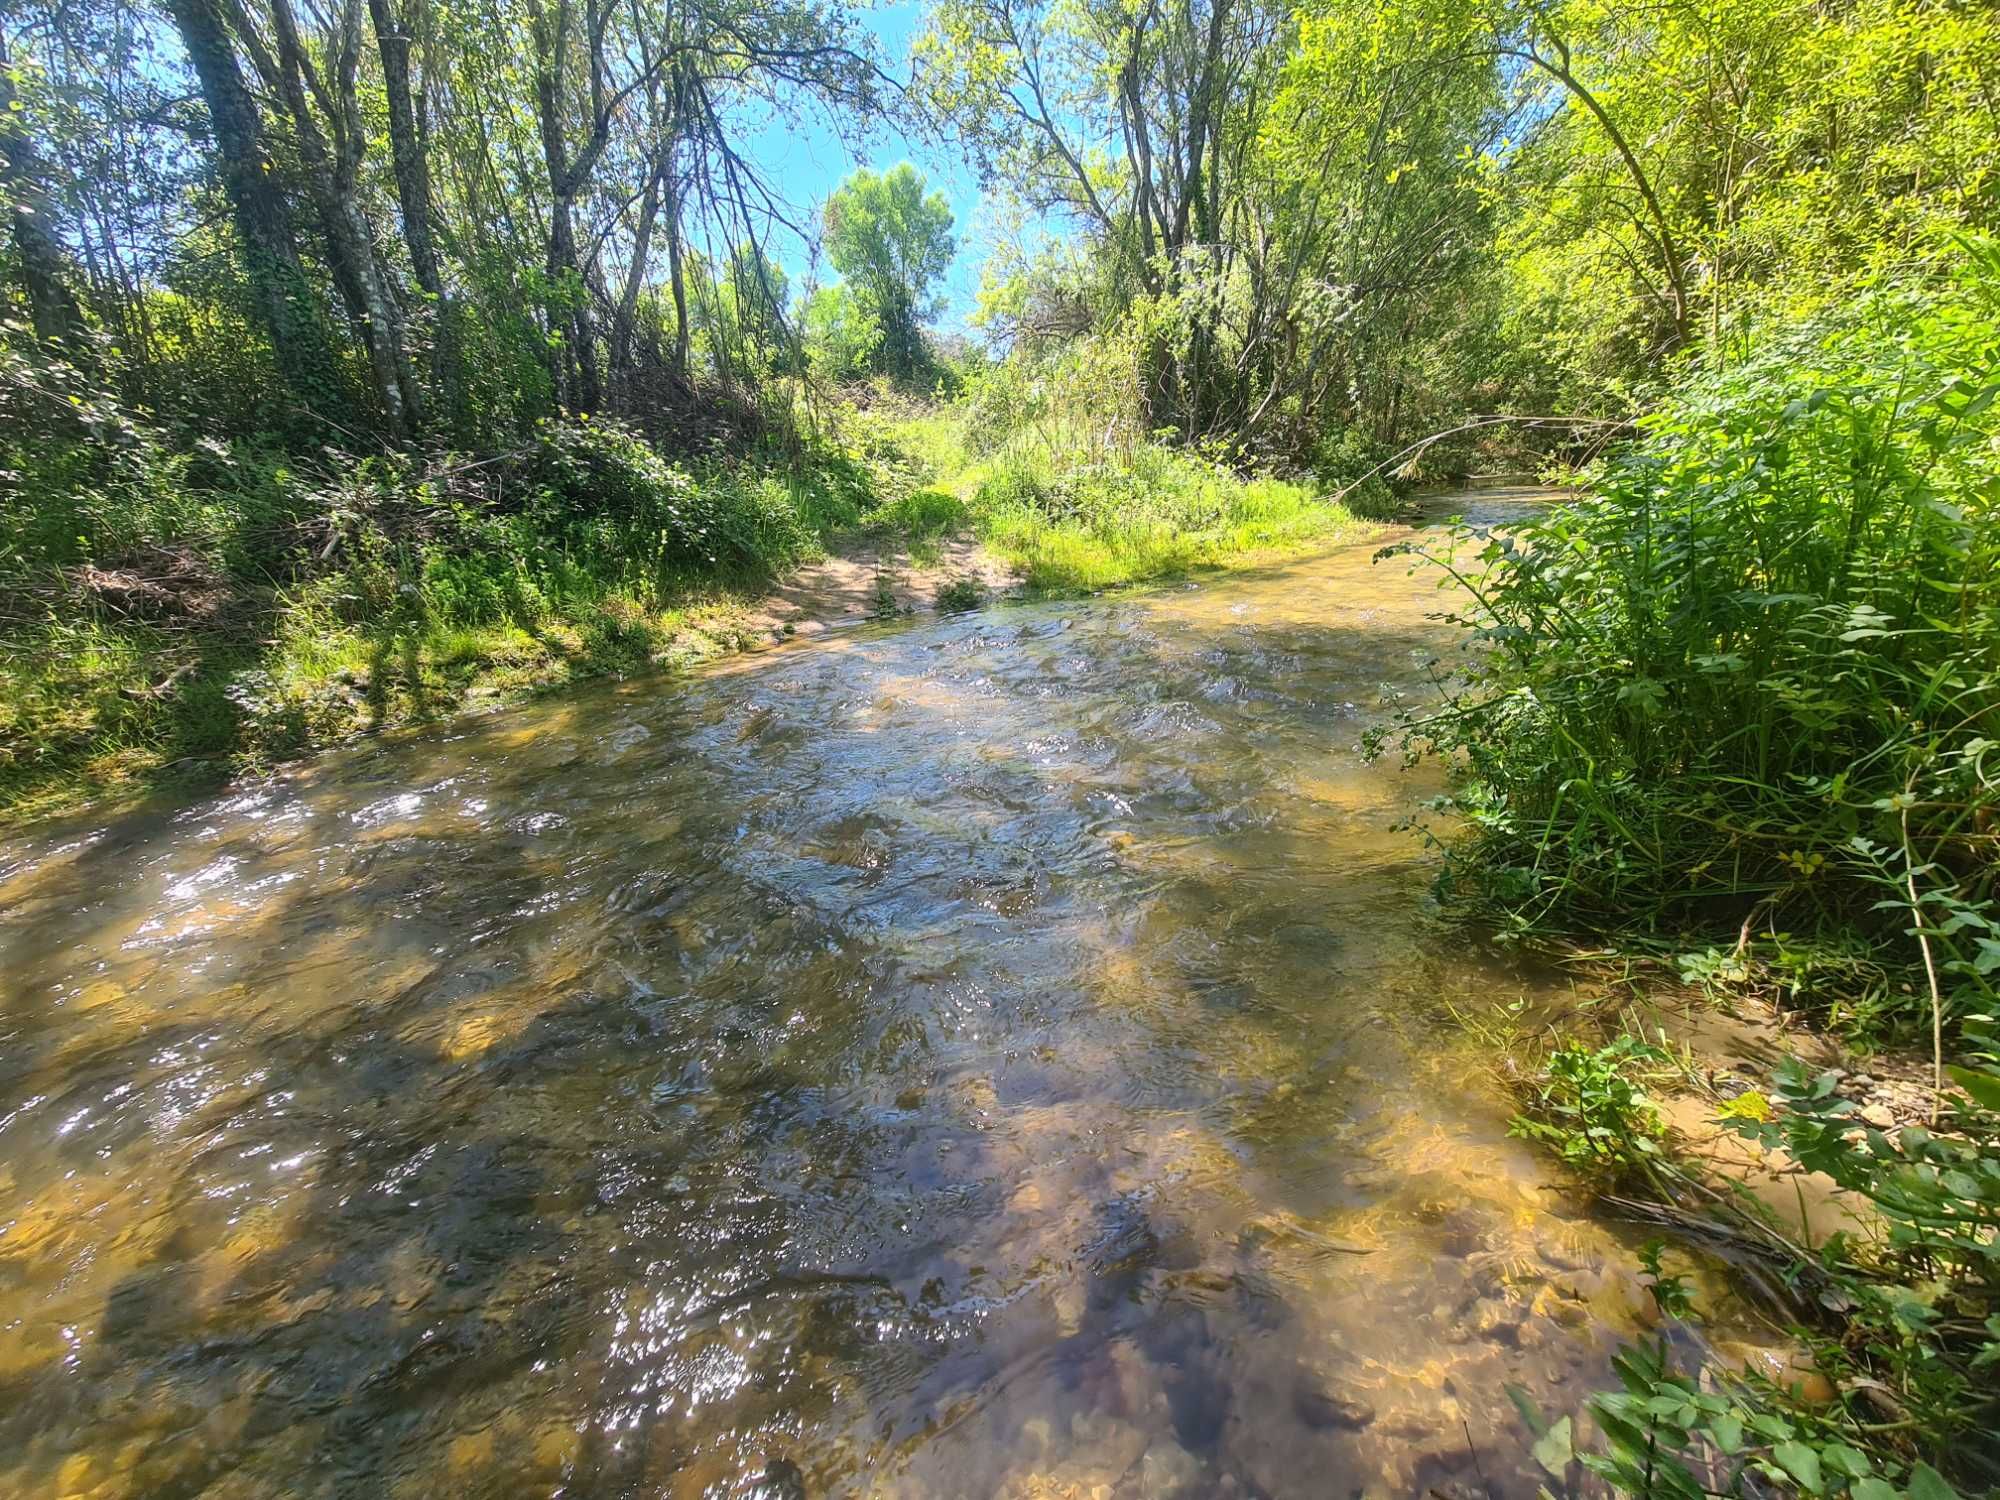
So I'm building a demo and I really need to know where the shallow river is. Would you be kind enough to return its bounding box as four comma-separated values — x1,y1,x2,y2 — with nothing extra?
2,491,1673,1499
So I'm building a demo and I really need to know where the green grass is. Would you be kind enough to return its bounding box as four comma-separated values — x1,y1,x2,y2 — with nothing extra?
0,578,773,825
0,418,866,825
857,402,1364,594
972,457,1358,591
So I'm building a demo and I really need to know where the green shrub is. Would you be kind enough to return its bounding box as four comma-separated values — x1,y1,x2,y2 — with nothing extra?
1385,249,2000,1034
1508,1034,1674,1183
1310,425,1400,519
935,576,984,612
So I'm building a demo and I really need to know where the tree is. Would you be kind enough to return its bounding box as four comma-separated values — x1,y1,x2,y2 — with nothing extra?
822,164,953,380
800,280,881,379
162,0,342,415
0,33,88,349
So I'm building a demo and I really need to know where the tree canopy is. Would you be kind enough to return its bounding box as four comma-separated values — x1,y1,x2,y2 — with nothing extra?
822,164,956,380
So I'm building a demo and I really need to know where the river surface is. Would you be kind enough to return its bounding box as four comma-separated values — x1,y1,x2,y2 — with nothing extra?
1,491,1671,1499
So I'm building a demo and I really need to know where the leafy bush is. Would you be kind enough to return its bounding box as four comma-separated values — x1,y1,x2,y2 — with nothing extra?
526,416,815,579
1509,1034,1673,1182
1310,425,1400,519
934,576,984,612
1385,249,2000,1035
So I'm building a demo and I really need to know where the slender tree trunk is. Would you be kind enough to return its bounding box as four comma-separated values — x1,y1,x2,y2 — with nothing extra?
366,0,441,294
545,193,602,410
368,0,462,422
662,174,691,383
0,36,88,350
163,0,339,408
266,0,421,436
612,155,665,374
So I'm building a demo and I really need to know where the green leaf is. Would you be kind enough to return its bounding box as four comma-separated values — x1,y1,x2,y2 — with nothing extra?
1906,1462,1959,1500
1772,1440,1823,1493
1706,1411,1744,1455
1531,1415,1574,1476
1945,1064,2000,1112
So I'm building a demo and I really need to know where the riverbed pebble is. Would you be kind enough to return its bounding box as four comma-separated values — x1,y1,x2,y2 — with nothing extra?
1293,1378,1376,1430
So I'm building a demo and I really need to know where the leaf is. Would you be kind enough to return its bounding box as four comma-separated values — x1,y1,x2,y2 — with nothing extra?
1772,1440,1823,1493
1505,1381,1549,1437
1716,1090,1773,1123
1531,1415,1574,1476
1944,1064,2000,1112
1906,1461,1959,1500
1852,1481,1899,1500
1706,1411,1745,1455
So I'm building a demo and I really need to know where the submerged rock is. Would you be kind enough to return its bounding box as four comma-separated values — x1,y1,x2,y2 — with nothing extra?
1292,1378,1377,1430
1138,1439,1205,1497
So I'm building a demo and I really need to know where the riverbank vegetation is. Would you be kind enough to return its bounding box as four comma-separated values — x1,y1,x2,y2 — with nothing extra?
1388,245,2000,1500
9,0,1994,828
4,0,2000,1482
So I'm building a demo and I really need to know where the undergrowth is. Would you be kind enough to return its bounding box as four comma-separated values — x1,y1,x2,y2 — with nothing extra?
855,391,1364,595
1377,247,2000,1045
1495,1027,2000,1499
0,388,873,820
1405,245,2000,1499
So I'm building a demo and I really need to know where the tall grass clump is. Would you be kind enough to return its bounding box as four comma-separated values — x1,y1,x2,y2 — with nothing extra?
1386,246,2000,1037
966,440,1356,592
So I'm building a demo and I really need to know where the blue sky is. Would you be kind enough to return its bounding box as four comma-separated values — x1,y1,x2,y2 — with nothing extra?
730,1,993,334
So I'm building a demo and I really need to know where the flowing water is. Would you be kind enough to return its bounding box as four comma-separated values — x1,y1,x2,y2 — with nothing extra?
2,491,1676,1499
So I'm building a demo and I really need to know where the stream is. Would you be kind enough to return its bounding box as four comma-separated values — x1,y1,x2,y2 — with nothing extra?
0,489,1678,1499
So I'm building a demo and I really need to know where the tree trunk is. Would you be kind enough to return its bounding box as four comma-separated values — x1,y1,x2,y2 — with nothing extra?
612,155,665,374
545,193,602,410
662,175,691,383
0,36,88,350
266,0,422,436
367,0,462,423
366,0,441,295
162,0,338,408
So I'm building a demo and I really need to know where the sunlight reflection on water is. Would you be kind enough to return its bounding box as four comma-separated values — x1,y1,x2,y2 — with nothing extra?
0,490,1698,1499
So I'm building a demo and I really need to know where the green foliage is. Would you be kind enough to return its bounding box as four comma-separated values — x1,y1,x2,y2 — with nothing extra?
527,416,817,581
1480,0,2000,399
1505,1041,2000,1497
0,394,881,817
970,441,1357,593
934,576,984,612
1521,1329,1966,1500
823,164,955,381
801,282,884,381
1732,1054,2000,1371
1508,1034,1672,1181
1387,252,2000,1032
877,486,968,565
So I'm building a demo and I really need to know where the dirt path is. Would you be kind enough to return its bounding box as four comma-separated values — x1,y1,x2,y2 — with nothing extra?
740,528,1018,640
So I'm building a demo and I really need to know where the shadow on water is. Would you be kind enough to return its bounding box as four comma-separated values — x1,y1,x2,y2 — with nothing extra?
2,505,1678,1500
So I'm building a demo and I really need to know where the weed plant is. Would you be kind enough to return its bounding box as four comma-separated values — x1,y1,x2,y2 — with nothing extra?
1381,249,2000,1041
